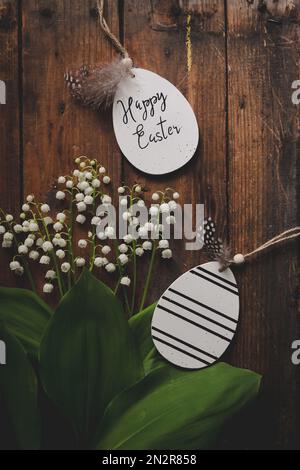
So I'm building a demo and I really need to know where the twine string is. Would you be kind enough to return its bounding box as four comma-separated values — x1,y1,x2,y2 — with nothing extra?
218,227,300,271
243,227,300,261
97,0,129,58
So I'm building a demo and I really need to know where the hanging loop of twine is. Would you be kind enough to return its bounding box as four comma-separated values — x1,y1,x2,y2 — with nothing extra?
218,227,300,271
97,0,130,58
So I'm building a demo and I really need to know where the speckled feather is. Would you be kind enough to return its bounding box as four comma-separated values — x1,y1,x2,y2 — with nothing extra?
64,58,133,110
198,218,232,269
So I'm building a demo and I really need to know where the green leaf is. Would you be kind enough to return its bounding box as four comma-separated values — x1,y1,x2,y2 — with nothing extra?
129,303,156,359
40,269,144,447
96,362,261,450
0,324,40,449
129,303,162,373
0,286,53,356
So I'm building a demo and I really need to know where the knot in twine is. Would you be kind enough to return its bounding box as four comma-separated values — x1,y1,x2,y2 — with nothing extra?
217,227,300,272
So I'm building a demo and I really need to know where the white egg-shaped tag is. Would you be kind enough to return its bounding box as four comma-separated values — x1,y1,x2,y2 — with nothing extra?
151,261,239,369
113,68,199,175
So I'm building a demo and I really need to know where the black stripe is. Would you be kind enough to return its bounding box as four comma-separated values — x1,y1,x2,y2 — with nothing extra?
190,270,239,295
196,266,238,288
168,287,238,324
156,304,231,342
162,296,236,333
152,326,218,360
152,335,211,366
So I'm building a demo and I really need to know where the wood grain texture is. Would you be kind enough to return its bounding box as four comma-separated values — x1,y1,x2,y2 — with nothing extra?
123,0,227,308
0,0,21,287
21,0,121,294
225,0,300,449
0,0,299,449
22,0,121,199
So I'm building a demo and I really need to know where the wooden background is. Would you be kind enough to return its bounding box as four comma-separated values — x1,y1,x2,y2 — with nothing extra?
0,0,299,449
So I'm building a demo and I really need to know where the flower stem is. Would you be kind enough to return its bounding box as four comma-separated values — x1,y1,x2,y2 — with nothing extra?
139,241,157,313
130,240,137,315
10,227,37,294
23,259,37,293
113,239,130,316
50,249,64,298
129,189,137,315
39,211,65,298
68,191,75,285
89,192,97,272
89,231,96,272
114,276,121,295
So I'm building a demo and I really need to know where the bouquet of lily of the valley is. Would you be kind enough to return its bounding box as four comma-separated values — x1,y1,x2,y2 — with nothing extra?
0,156,180,315
0,157,261,450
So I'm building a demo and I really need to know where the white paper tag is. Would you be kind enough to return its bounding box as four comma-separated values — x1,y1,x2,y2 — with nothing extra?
113,68,199,175
151,262,240,369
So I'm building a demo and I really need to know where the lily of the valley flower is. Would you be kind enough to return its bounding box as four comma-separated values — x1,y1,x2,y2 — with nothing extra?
120,276,131,286
76,214,86,224
22,204,30,212
56,249,65,259
56,191,66,200
13,224,23,233
42,241,53,252
45,270,56,280
78,239,87,249
76,202,86,212
135,247,144,257
0,156,179,308
142,241,152,250
94,257,108,267
102,176,110,184
9,261,24,276
56,213,66,223
101,245,111,255
40,204,50,214
24,237,34,248
75,257,85,267
118,253,129,265
43,283,54,293
159,239,169,249
61,262,71,273
162,248,172,259
18,245,28,255
29,250,39,260
105,263,116,273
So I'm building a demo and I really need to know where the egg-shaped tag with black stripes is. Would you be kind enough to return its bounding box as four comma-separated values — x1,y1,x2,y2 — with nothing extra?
151,261,239,369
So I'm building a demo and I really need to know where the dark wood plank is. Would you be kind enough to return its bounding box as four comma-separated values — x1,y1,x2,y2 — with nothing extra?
225,0,300,449
123,0,227,309
22,0,121,295
22,0,121,198
0,0,21,287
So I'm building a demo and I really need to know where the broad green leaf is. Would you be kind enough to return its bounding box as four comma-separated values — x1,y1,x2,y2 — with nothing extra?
0,286,53,356
40,269,144,447
0,324,40,449
129,303,156,359
96,362,261,450
129,303,161,373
